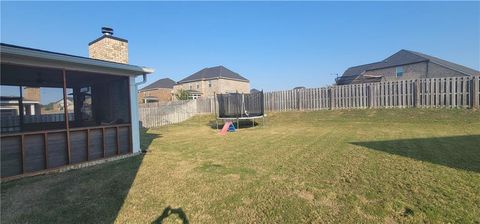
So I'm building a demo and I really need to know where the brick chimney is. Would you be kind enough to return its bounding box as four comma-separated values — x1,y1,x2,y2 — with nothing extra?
88,27,128,64
23,87,40,101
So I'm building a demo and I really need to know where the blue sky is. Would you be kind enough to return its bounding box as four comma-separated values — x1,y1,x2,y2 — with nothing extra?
2,1,479,91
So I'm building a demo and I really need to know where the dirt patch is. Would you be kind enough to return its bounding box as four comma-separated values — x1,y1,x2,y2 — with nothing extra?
297,190,315,201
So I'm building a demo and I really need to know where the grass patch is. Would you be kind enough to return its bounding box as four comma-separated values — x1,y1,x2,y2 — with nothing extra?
2,109,480,223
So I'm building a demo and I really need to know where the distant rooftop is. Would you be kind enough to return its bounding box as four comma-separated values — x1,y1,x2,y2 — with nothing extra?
140,78,176,91
178,66,248,83
337,49,479,85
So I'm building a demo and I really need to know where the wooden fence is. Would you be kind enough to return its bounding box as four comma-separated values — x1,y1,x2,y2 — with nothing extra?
264,76,480,111
138,98,215,128
138,76,479,128
1,113,75,133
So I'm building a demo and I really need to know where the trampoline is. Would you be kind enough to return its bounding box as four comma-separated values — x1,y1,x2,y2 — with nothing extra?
215,91,265,129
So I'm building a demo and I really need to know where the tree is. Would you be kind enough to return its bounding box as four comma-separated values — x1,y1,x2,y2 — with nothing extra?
175,89,190,100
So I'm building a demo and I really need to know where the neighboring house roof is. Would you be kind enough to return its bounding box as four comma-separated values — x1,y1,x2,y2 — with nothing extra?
54,97,74,105
140,78,176,91
0,43,154,75
336,62,384,85
250,88,261,93
338,49,479,85
404,50,480,76
178,66,248,83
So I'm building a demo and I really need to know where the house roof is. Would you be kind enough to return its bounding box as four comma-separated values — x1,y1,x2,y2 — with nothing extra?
250,88,261,93
178,66,248,83
140,78,176,91
0,43,154,76
338,49,479,85
404,50,480,76
336,62,384,85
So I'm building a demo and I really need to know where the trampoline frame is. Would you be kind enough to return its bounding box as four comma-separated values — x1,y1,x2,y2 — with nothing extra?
215,115,266,130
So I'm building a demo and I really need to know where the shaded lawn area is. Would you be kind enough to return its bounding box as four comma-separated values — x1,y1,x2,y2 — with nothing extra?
2,109,480,223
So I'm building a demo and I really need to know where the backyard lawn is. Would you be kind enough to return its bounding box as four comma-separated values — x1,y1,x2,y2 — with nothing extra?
1,109,480,223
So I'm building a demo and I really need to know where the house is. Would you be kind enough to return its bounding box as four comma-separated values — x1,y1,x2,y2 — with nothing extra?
138,78,175,103
173,65,250,99
48,97,74,113
0,27,154,178
336,50,480,85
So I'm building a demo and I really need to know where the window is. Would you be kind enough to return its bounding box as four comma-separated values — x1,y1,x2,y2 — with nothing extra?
208,81,212,87
396,66,404,77
196,84,199,89
189,84,192,90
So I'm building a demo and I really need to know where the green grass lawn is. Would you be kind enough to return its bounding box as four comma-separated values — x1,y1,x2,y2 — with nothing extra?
2,109,480,223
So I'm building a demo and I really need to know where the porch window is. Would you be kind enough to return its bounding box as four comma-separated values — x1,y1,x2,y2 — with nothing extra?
1,66,67,133
1,64,130,134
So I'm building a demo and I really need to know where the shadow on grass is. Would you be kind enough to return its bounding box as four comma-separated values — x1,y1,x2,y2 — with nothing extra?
0,127,164,223
351,135,480,173
208,119,260,130
140,126,162,151
0,154,145,223
151,206,189,224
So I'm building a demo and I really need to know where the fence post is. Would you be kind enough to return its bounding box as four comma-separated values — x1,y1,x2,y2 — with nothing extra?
472,76,479,109
328,87,333,110
414,79,420,108
368,84,372,108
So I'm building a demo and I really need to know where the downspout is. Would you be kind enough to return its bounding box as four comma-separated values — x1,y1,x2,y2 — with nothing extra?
135,73,147,86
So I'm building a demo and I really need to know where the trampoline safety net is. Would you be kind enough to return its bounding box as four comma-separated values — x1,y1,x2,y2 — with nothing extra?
216,91,264,118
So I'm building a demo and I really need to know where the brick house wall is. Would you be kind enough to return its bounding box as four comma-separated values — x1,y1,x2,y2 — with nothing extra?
361,61,467,82
138,88,173,103
173,78,249,98
426,62,466,78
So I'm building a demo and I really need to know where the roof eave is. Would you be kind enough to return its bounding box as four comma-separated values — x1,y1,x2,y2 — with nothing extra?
177,76,249,84
1,44,154,76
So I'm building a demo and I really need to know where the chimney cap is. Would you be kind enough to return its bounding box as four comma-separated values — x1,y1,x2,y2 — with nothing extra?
101,27,114,36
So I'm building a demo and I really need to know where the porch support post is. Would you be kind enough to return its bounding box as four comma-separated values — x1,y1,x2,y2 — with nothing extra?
62,69,72,164
18,86,24,132
129,76,141,153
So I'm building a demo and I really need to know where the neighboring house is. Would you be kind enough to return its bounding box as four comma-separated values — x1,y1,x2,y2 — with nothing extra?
138,78,176,103
173,65,250,99
44,97,74,113
336,50,480,85
1,87,42,116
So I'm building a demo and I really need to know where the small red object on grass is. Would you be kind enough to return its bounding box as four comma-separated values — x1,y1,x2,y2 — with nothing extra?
219,121,233,136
